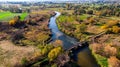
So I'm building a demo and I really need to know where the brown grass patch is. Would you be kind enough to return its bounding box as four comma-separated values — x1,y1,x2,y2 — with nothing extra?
0,40,38,67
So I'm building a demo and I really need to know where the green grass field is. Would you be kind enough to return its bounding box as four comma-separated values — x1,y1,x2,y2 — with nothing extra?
0,11,28,22
20,13,28,21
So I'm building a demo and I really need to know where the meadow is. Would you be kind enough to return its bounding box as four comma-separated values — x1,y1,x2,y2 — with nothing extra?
0,11,28,22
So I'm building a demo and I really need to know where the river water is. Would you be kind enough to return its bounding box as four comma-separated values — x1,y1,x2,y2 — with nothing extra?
49,12,99,67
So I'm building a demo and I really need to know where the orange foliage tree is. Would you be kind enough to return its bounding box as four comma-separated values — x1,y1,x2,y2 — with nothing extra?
104,45,117,57
112,26,120,33
108,56,120,67
9,16,21,26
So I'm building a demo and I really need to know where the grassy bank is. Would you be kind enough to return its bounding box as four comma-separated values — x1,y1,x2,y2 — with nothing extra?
90,46,108,67
93,53,108,67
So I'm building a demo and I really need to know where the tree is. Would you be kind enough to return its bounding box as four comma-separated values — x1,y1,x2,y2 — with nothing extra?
9,19,16,26
9,16,21,26
87,10,93,15
74,9,86,15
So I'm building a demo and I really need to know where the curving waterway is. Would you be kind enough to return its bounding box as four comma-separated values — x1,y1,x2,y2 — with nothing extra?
49,11,99,67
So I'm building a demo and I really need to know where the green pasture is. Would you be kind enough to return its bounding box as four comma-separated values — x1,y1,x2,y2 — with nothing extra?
0,11,28,22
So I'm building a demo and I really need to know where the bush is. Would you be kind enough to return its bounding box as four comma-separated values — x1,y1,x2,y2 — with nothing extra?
11,30,24,44
48,47,62,61
101,25,108,29
24,31,49,45
51,64,57,67
107,20,118,27
9,16,21,26
21,57,28,65
52,40,63,47
41,45,54,55
91,43,104,55
104,45,117,57
9,19,16,26
108,56,120,67
87,10,93,15
21,40,36,46
75,23,87,33
112,26,120,33
88,17,96,25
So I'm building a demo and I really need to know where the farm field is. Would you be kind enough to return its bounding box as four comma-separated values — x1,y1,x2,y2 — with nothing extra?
0,12,28,22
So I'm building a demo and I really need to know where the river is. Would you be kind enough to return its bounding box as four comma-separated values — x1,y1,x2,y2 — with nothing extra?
49,12,99,67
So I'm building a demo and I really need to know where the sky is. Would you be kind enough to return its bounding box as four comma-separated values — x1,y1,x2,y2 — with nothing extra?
0,0,73,2
0,0,119,2
0,0,78,2
0,0,50,2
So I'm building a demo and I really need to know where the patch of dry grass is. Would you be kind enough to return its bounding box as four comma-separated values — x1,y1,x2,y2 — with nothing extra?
0,40,38,67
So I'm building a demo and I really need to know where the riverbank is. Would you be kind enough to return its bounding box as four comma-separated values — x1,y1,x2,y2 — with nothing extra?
0,11,58,67
89,45,108,67
0,11,81,67
56,10,120,67
55,12,101,67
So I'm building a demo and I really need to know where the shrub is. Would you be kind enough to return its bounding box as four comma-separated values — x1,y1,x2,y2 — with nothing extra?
41,45,53,55
87,10,93,15
100,10,107,16
91,43,104,55
51,64,57,67
11,30,24,44
9,19,16,26
104,45,117,57
41,46,49,55
48,47,62,61
21,57,28,65
9,16,21,26
24,31,49,45
107,20,118,27
112,26,120,33
101,25,108,29
52,40,63,47
21,40,36,46
75,23,87,33
116,47,120,59
108,56,120,67
88,17,96,24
